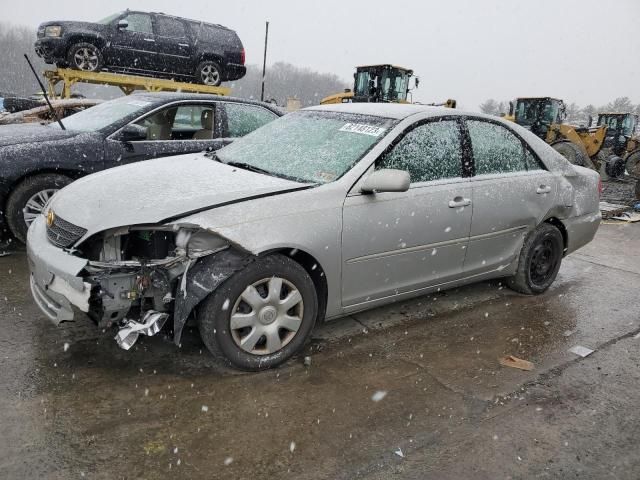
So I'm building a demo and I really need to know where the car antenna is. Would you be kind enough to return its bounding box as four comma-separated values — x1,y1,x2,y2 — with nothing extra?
23,53,66,130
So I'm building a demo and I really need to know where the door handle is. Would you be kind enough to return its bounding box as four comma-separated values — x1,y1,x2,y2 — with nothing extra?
448,197,471,208
178,43,190,47
143,38,156,42
536,185,551,194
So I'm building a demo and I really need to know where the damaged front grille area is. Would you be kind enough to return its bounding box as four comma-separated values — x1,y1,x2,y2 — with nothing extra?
46,215,87,248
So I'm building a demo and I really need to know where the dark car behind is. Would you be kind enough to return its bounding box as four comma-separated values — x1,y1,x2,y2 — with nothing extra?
35,10,246,86
0,93,282,243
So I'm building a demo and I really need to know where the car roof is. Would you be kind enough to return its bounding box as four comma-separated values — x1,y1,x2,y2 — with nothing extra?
305,102,471,120
127,92,284,114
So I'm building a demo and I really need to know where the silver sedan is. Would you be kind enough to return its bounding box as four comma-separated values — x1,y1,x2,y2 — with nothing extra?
27,103,601,370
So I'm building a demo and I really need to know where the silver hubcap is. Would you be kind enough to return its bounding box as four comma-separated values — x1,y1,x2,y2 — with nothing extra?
201,65,220,85
74,47,99,71
230,276,304,355
23,189,58,227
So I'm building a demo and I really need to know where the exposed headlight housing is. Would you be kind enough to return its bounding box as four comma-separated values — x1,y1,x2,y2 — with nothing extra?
44,26,62,37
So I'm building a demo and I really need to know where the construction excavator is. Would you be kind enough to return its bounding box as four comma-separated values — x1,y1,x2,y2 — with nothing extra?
506,97,609,174
320,64,456,108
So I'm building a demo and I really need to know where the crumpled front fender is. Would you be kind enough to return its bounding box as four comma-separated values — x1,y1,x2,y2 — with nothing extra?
173,248,253,345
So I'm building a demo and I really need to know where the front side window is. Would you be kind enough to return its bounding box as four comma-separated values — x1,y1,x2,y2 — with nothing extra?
467,120,528,175
155,16,186,38
224,104,278,138
376,120,463,183
216,111,396,183
135,104,215,140
122,13,153,34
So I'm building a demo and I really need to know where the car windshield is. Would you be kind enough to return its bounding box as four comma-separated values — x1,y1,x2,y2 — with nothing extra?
216,111,396,184
97,12,122,24
49,97,153,132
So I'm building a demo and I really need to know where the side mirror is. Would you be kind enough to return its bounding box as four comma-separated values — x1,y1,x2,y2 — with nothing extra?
361,169,410,194
119,124,147,142
117,19,129,29
414,77,420,88
508,101,514,117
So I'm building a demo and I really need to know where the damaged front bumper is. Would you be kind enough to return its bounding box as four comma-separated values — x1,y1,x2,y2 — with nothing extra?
27,215,252,347
27,217,92,324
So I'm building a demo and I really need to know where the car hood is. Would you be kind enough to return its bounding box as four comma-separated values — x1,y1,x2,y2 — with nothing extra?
0,123,80,147
49,153,308,238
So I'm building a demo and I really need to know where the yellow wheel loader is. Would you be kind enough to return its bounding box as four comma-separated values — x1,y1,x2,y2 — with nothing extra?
321,64,415,104
320,64,456,108
595,113,640,179
507,97,607,173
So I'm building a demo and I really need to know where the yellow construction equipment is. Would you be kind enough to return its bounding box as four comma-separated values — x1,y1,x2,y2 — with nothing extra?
320,64,419,105
595,112,640,180
43,68,230,99
507,97,607,171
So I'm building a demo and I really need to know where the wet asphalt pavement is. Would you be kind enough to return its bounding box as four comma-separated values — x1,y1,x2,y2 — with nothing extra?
1,223,639,479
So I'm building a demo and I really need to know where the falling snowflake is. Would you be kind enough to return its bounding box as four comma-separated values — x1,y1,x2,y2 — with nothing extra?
222,299,230,311
371,390,387,402
63,342,70,352
289,441,296,453
224,457,233,466
201,405,209,412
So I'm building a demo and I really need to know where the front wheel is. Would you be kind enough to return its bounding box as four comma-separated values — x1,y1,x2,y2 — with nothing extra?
67,43,103,72
195,60,223,86
5,174,72,243
198,254,318,371
552,141,593,169
507,223,564,295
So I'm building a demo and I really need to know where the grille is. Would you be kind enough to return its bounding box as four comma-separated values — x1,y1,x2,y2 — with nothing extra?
46,215,87,248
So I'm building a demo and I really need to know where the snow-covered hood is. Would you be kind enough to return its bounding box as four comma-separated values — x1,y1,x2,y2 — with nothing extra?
49,154,306,238
0,123,79,147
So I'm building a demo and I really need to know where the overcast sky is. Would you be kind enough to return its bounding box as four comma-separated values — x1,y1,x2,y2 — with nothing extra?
6,0,640,110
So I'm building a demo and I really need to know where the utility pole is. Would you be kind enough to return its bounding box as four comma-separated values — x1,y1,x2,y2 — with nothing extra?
261,21,269,102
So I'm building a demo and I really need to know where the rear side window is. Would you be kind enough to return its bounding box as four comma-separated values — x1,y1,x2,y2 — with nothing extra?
122,13,153,34
156,16,186,38
224,104,278,137
467,120,528,175
376,120,463,183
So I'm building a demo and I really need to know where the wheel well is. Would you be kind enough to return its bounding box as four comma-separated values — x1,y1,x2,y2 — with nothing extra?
198,53,224,66
66,35,106,52
544,217,568,254
266,248,328,322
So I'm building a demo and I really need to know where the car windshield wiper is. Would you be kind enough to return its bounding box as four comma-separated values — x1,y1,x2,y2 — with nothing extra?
225,161,276,177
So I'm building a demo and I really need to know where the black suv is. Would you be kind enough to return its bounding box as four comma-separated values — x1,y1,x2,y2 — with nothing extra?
34,10,246,86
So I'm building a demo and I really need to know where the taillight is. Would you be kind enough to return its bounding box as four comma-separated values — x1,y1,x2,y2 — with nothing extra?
597,177,603,198
240,48,245,65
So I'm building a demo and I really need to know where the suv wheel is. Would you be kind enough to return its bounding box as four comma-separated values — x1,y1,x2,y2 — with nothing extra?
6,174,72,243
198,254,318,371
196,60,223,86
507,223,564,295
67,43,103,72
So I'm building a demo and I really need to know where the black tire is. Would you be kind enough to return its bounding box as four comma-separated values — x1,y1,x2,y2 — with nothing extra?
506,223,564,295
67,42,103,72
635,179,640,200
626,151,640,177
195,60,223,86
6,174,72,243
552,141,593,169
198,254,318,371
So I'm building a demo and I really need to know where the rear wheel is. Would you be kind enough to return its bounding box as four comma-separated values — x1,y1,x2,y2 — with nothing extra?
195,60,223,86
6,174,72,243
507,223,564,295
67,43,103,72
198,254,318,371
552,141,593,169
626,151,640,177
